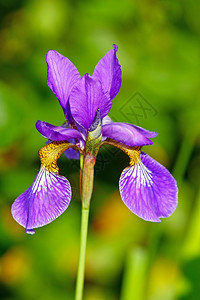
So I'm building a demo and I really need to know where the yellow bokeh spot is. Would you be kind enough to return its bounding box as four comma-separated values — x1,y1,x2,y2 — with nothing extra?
0,247,30,285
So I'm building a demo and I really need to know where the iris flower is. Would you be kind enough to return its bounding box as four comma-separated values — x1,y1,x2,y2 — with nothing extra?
11,45,178,234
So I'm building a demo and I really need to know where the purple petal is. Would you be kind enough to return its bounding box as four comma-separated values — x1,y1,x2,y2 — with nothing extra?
69,74,111,130
64,138,80,160
26,229,35,234
11,168,71,233
119,152,178,222
129,124,157,138
36,120,83,142
102,122,154,146
64,148,80,160
92,44,122,100
46,50,80,118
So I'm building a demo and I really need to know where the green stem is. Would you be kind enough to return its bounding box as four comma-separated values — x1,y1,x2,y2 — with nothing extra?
75,154,95,300
120,248,148,300
172,127,197,183
80,154,84,171
75,208,90,300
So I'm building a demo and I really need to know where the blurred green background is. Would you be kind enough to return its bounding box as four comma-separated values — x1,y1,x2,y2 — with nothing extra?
0,0,200,299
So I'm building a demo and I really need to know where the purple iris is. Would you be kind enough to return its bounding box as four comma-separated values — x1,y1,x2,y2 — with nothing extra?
11,45,178,234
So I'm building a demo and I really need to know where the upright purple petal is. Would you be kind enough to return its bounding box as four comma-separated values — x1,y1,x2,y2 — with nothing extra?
36,120,84,142
119,152,178,222
102,122,154,146
46,50,80,118
69,74,111,130
92,44,122,100
11,168,71,233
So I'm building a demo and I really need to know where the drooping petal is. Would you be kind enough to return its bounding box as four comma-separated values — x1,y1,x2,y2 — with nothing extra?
69,74,111,130
129,124,157,138
119,152,178,222
11,168,71,233
36,120,84,142
102,122,154,146
92,44,122,100
46,50,80,118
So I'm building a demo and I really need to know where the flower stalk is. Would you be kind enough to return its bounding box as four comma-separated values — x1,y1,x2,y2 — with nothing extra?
81,154,96,209
75,207,89,300
75,154,95,300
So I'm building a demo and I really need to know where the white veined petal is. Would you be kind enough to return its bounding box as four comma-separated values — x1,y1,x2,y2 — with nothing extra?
119,152,178,222
11,167,72,233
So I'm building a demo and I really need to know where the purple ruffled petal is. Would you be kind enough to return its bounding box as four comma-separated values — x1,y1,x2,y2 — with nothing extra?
36,120,83,142
69,74,111,130
119,152,178,222
46,50,80,118
102,122,154,146
11,168,72,233
92,44,122,100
